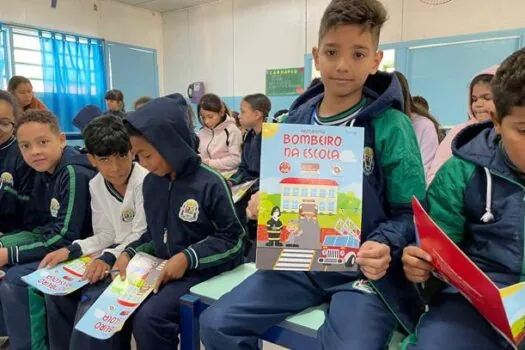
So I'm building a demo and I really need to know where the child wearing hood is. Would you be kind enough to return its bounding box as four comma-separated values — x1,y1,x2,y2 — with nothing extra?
84,94,245,350
402,48,525,350
199,0,426,348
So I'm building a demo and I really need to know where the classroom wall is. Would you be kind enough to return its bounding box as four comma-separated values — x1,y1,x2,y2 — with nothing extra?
0,0,164,94
162,0,525,115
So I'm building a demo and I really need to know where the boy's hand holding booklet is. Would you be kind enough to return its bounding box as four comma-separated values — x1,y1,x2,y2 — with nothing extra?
412,198,525,349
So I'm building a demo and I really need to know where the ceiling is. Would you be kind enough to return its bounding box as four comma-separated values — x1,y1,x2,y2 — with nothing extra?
113,0,217,12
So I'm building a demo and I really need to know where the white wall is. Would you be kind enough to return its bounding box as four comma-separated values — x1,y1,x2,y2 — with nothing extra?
0,0,164,93
163,0,525,99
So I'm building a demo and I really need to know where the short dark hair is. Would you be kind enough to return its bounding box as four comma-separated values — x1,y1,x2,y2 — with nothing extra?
134,96,152,110
82,115,131,157
318,0,387,46
0,90,20,120
15,109,60,135
491,48,525,121
243,94,272,121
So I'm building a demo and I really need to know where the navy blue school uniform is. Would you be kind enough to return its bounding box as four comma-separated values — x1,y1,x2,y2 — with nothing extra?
199,72,427,349
63,95,245,350
230,128,261,257
0,135,36,234
0,145,95,350
405,122,521,350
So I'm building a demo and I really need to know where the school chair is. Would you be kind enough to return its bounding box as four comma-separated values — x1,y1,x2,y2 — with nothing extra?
179,263,406,350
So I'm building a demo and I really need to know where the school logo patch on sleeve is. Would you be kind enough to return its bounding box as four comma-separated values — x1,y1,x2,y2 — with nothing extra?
50,198,60,218
363,147,375,176
0,172,14,186
179,199,199,223
352,279,376,294
121,208,135,223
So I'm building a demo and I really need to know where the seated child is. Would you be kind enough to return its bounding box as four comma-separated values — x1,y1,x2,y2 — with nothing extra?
402,48,525,349
41,115,149,349
0,90,35,234
197,93,242,173
73,94,246,350
0,109,96,349
198,0,426,348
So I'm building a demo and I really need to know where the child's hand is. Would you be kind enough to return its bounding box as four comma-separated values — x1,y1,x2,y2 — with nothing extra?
83,259,110,284
113,252,131,281
153,252,189,294
246,192,260,220
38,248,70,269
356,241,391,280
402,246,433,283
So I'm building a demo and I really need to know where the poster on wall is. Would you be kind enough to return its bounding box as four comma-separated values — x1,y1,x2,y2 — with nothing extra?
266,68,305,96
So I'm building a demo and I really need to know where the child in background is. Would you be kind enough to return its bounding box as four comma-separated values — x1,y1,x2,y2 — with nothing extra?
229,93,271,191
92,95,245,350
428,66,498,183
42,115,148,350
105,89,126,118
199,0,426,348
395,71,440,182
134,96,152,110
8,76,47,112
0,90,35,234
0,110,96,350
197,93,242,173
402,48,525,349
228,93,271,258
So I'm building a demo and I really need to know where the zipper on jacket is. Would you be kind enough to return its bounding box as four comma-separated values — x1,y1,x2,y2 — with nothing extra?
491,171,525,282
206,129,215,159
164,181,173,256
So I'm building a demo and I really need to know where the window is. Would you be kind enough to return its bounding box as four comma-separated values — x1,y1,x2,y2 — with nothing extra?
301,188,308,197
292,187,299,196
0,25,8,89
292,200,299,210
310,188,317,197
11,28,45,92
3,25,107,132
283,200,290,210
328,201,335,212
320,189,326,198
284,187,290,196
319,202,326,211
328,189,335,198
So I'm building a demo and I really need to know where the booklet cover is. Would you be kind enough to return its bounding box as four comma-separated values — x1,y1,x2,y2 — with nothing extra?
22,253,100,295
256,123,364,272
74,253,166,340
413,197,525,348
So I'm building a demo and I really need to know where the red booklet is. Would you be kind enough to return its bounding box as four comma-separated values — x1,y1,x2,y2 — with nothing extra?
412,197,525,348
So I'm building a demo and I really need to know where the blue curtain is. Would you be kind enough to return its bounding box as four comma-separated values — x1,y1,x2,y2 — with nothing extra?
39,31,107,132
